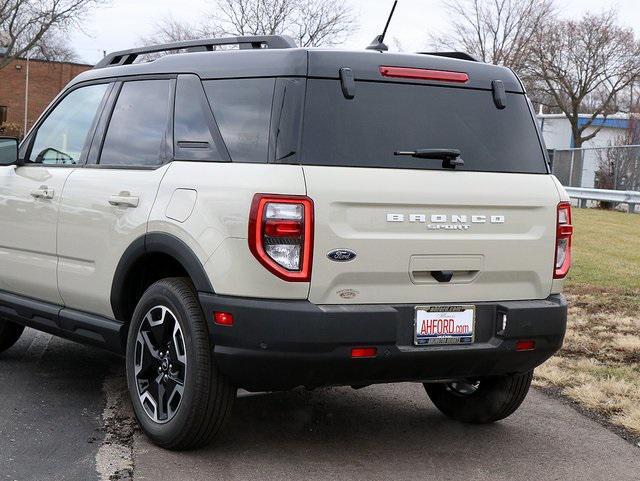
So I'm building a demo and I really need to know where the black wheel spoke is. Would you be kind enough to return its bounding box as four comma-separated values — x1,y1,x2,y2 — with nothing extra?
147,308,172,348
167,372,184,387
141,331,161,360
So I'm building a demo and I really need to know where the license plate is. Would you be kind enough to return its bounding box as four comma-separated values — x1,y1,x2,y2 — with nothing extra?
414,305,475,346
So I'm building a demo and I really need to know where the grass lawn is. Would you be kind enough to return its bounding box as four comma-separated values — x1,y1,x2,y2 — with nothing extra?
566,208,640,293
534,208,640,437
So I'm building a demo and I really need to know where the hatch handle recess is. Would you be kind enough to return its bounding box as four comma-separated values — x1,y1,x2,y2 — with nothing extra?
431,270,454,283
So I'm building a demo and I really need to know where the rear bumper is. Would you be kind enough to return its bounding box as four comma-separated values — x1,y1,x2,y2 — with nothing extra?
199,293,567,391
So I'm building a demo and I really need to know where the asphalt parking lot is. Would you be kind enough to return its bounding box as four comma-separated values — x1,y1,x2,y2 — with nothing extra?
1,330,639,481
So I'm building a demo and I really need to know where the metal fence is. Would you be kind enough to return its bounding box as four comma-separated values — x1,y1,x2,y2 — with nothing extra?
550,145,640,191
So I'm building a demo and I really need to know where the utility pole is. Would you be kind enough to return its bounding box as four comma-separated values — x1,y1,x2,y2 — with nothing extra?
23,54,30,137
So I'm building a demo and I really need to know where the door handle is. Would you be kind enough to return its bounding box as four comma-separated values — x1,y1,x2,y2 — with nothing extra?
30,186,54,200
109,193,140,208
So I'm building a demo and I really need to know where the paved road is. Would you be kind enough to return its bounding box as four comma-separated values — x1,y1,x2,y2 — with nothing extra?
2,330,639,481
0,329,115,481
135,386,640,481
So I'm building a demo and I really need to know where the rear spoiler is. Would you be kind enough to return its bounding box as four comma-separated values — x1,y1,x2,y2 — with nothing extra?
418,52,480,62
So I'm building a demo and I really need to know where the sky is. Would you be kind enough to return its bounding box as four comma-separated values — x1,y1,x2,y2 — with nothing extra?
71,0,640,65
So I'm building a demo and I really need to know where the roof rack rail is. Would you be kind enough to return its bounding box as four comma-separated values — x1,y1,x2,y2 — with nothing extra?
94,35,297,69
418,51,480,62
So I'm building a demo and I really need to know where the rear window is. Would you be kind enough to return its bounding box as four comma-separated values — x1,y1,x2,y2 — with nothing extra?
300,79,547,173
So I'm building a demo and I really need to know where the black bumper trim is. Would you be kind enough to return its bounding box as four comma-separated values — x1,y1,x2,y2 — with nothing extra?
199,293,567,391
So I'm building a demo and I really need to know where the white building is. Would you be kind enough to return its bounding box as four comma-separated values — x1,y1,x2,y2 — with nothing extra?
538,112,631,150
537,113,633,187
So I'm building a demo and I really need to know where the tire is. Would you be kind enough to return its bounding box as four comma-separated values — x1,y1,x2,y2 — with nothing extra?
0,319,25,354
424,370,533,424
125,277,236,450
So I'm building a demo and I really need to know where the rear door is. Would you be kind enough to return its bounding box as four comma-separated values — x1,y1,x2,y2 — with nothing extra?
57,78,174,319
299,71,561,305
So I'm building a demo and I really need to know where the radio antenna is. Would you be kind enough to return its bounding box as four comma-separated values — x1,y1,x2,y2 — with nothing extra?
366,1,398,52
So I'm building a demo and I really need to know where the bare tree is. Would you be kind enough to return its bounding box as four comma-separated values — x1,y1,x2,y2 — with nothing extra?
431,0,555,72
285,0,357,47
142,16,222,45
146,0,356,48
0,0,105,69
530,11,640,147
29,30,79,62
595,119,640,193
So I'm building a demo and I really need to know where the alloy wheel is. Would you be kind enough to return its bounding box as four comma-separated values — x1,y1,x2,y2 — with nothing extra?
134,305,187,424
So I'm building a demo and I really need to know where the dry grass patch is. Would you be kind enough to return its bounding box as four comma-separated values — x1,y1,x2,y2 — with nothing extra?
612,406,640,435
535,294,640,436
535,353,640,435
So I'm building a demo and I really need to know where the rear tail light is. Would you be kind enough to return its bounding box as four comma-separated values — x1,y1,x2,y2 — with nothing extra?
380,66,469,83
554,202,574,279
249,194,314,282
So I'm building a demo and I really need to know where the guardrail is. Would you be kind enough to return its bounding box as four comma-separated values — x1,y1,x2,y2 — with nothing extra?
564,187,640,213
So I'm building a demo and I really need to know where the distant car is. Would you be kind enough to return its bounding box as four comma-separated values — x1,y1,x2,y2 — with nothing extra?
0,35,570,450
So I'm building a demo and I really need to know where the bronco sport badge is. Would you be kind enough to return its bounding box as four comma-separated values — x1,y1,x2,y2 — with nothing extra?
386,213,506,231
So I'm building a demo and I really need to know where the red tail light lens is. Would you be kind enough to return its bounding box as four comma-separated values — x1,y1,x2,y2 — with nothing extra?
380,66,469,83
554,202,573,279
249,194,314,282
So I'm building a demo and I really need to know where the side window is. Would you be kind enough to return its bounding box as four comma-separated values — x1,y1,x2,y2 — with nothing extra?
203,78,275,163
100,80,172,167
29,84,109,165
174,75,228,162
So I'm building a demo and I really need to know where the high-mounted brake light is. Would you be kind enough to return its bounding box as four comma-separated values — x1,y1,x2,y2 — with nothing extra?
554,202,573,279
380,66,469,83
249,194,314,282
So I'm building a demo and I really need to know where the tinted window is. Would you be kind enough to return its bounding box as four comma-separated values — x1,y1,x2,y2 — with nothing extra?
301,80,547,173
203,78,275,163
174,75,227,161
100,80,172,167
29,84,108,165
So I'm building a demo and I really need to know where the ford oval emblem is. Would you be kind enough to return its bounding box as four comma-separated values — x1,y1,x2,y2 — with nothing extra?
327,249,357,262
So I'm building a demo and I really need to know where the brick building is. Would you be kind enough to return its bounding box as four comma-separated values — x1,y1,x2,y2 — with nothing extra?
0,57,91,137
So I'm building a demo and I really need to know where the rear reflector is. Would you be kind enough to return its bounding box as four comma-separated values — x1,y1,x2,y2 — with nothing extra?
380,66,469,83
214,311,234,326
515,340,535,352
351,347,377,358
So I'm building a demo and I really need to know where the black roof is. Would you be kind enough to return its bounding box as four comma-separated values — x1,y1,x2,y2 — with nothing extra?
71,36,523,93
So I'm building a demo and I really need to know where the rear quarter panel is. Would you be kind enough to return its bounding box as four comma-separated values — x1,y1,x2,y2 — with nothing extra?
148,161,309,299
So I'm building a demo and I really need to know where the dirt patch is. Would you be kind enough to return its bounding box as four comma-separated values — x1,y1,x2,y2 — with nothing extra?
95,364,139,481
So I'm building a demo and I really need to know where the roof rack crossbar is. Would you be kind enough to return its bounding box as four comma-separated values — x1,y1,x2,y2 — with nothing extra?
418,51,480,62
94,35,297,69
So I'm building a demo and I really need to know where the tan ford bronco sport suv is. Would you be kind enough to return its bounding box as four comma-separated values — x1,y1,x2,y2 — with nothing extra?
0,35,571,450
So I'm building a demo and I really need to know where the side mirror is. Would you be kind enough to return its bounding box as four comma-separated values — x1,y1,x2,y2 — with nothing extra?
0,137,19,166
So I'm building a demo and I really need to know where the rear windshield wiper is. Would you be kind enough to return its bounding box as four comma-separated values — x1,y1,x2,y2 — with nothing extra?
394,149,464,169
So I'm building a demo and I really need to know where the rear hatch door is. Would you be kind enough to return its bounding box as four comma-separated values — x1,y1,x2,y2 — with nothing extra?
300,52,561,304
